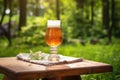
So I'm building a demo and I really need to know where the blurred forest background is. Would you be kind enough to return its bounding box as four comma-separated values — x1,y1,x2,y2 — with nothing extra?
0,0,120,80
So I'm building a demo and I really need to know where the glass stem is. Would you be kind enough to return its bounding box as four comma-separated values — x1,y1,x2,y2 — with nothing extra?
50,47,58,54
48,47,60,61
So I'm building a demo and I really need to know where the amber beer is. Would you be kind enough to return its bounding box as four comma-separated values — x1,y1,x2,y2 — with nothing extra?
45,27,62,47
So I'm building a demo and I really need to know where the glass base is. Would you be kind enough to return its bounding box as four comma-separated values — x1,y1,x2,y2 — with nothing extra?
48,53,60,61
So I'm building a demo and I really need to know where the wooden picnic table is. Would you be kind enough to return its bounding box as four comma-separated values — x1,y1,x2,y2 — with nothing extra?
0,57,112,80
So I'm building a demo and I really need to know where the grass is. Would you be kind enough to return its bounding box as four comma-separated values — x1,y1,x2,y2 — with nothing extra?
0,37,120,80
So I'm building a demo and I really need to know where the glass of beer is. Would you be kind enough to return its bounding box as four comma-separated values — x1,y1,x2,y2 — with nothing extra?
45,20,62,61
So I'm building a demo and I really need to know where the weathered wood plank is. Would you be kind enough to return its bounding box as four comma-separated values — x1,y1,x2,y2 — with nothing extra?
0,57,112,80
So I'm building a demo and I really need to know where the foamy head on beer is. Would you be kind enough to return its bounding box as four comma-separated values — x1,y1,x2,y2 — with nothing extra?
47,20,60,28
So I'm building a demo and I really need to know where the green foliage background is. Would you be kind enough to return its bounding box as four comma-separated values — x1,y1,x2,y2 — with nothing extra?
0,0,120,80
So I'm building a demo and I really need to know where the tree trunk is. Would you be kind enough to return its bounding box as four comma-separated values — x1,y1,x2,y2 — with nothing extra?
0,0,7,26
91,0,94,26
75,0,84,24
102,0,109,29
76,0,84,9
18,0,27,31
7,0,12,46
56,0,60,20
0,0,12,46
102,0,110,44
35,0,40,16
108,0,115,44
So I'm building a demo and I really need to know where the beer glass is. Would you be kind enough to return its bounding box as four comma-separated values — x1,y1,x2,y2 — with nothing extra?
45,20,62,61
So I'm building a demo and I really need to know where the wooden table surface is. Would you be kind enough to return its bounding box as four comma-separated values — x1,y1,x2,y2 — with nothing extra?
0,57,112,80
